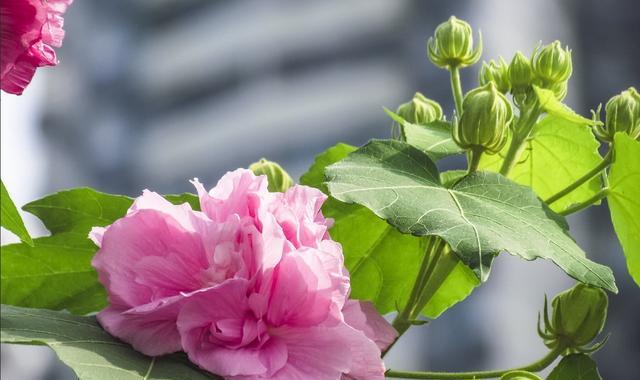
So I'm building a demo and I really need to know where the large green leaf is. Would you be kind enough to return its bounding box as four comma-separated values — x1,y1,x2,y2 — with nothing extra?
385,109,463,160
325,139,617,292
480,115,603,213
547,354,602,380
300,144,477,318
1,180,33,246
1,233,107,314
607,133,640,285
0,304,218,380
534,86,602,126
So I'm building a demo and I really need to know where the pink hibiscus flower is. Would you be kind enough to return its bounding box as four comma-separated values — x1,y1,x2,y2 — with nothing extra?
1,0,73,95
91,169,397,379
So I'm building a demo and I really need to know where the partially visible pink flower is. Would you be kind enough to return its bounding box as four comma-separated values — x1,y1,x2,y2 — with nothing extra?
91,169,397,379
1,0,73,95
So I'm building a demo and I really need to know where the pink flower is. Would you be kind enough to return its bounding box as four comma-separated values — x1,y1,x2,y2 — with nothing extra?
91,169,397,379
1,0,73,95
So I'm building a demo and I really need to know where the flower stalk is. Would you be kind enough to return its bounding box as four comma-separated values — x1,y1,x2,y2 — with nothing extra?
545,150,612,205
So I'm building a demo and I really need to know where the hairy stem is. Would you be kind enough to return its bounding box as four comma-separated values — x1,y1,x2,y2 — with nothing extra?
467,147,484,174
545,150,612,205
499,104,542,176
385,346,564,379
558,188,610,216
449,67,464,116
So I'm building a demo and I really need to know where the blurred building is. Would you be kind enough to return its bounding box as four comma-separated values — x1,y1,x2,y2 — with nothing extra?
1,0,639,379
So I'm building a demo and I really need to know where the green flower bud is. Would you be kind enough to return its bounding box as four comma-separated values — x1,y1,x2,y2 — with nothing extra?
601,87,640,141
396,92,444,126
249,158,294,193
532,41,573,86
543,284,608,352
549,80,568,101
427,16,482,69
508,51,533,93
479,57,511,94
453,82,513,154
501,371,542,380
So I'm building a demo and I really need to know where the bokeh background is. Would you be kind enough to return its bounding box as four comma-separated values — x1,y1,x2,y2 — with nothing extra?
2,0,639,378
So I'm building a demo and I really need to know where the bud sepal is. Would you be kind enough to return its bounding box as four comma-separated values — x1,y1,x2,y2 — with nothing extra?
427,16,482,69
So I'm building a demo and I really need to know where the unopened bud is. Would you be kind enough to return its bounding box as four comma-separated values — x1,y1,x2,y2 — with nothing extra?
479,57,510,94
427,16,482,69
396,92,444,126
532,41,573,86
508,51,533,94
249,159,294,193
453,82,513,154
601,87,640,141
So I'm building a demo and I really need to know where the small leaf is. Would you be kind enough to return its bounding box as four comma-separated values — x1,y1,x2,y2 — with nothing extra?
23,188,200,236
547,354,602,380
480,115,604,213
1,233,107,314
607,133,640,285
534,86,602,126
22,188,132,235
301,144,477,317
385,109,463,160
1,180,33,246
1,304,219,380
326,139,617,292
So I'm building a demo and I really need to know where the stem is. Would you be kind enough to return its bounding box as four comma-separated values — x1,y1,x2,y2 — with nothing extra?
558,188,609,216
467,147,484,174
449,66,464,116
545,151,612,205
499,104,542,176
385,346,564,379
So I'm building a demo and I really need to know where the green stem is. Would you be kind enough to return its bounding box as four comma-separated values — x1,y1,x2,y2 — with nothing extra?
449,66,464,116
545,151,612,205
558,188,609,216
385,346,564,379
468,147,484,174
499,104,542,176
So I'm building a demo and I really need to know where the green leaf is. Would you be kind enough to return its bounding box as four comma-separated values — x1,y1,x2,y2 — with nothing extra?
534,86,602,126
1,304,218,380
385,109,463,160
325,139,617,292
480,115,604,213
607,133,640,285
1,233,107,314
547,354,602,380
440,170,467,188
22,188,132,235
301,144,477,317
1,180,33,246
23,188,200,236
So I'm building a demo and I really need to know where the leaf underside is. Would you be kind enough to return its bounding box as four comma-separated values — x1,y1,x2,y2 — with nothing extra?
547,354,602,380
0,304,218,380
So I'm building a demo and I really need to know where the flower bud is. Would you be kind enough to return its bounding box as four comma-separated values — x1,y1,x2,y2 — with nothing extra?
249,159,294,193
453,82,513,154
396,92,444,126
601,87,640,141
546,284,608,350
508,51,533,94
532,41,572,86
501,371,542,380
479,57,511,94
549,81,568,101
427,16,482,69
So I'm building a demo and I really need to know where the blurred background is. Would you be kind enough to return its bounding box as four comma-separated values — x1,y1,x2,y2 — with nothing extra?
1,0,639,378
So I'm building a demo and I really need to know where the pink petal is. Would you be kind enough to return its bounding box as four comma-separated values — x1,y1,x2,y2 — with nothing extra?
342,300,398,352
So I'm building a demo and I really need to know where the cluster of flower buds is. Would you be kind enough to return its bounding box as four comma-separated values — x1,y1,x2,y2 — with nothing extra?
453,82,513,154
479,58,510,94
593,87,640,142
249,158,294,192
427,16,482,69
396,92,444,126
538,283,608,355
